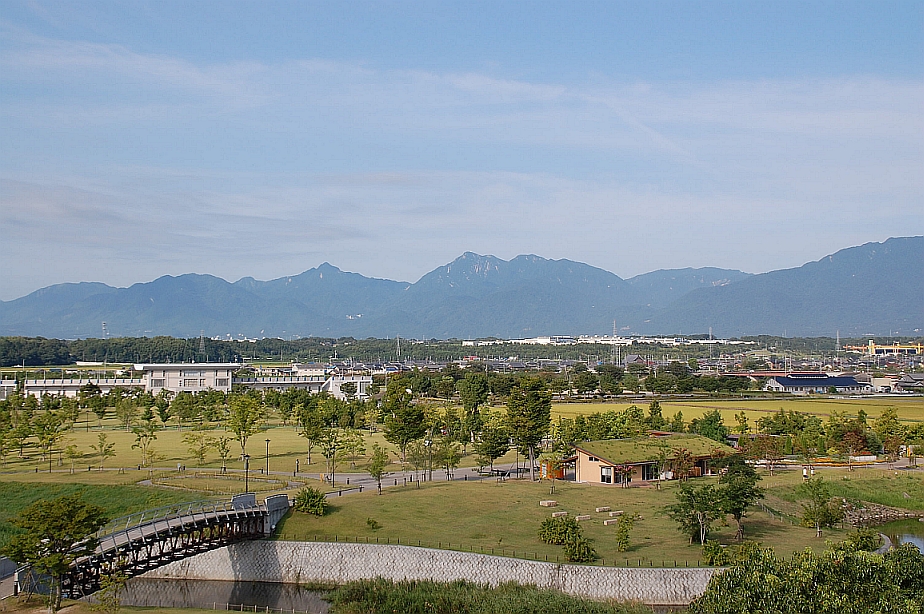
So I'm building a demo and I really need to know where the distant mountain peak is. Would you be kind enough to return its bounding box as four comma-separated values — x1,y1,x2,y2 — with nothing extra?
1,238,919,339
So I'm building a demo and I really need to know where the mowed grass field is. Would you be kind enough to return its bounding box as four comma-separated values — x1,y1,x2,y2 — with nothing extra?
274,469,881,566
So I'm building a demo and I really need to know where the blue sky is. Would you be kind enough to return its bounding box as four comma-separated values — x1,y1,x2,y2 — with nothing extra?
1,0,922,300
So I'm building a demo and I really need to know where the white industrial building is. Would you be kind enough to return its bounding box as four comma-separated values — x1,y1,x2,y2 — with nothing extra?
21,363,370,401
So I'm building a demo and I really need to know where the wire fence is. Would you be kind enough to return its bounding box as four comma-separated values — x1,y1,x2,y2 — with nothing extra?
273,534,706,569
210,604,314,614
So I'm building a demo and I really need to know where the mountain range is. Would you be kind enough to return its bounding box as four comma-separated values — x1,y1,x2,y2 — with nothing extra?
1,237,921,339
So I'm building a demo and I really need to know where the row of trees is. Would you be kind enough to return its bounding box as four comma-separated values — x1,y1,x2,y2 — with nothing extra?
13,333,912,367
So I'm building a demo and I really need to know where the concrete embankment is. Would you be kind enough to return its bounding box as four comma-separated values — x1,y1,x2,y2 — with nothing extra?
142,540,717,607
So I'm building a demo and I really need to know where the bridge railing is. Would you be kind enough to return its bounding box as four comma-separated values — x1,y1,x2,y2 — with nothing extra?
92,497,264,551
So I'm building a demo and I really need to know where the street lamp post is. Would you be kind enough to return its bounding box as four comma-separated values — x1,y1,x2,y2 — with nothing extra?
265,439,271,475
243,454,251,493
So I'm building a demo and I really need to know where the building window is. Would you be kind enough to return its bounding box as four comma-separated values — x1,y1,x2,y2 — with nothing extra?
183,379,198,387
600,466,612,484
216,379,229,387
151,379,165,388
588,456,597,462
641,464,658,481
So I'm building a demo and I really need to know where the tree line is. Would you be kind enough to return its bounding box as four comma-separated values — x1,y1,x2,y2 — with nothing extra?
7,333,920,368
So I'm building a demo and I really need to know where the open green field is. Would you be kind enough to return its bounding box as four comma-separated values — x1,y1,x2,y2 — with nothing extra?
1,413,417,476
272,468,906,566
551,397,924,424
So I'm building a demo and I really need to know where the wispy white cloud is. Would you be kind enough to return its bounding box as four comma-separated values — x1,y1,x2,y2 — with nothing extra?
1,25,921,300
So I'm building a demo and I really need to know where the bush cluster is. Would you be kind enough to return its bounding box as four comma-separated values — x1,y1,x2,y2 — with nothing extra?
538,516,581,545
293,486,327,516
538,516,597,563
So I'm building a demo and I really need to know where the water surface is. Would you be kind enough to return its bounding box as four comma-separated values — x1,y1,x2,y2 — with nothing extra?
115,578,330,613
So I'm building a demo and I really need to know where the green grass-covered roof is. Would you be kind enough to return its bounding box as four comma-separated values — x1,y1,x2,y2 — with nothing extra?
576,434,735,465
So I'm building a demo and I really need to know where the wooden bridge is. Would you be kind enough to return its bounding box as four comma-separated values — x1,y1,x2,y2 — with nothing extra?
16,493,290,599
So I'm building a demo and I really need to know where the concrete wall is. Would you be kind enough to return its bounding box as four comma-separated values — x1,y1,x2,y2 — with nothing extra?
142,541,716,606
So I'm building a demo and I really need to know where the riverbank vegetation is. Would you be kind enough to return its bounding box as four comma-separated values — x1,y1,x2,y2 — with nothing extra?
328,578,651,614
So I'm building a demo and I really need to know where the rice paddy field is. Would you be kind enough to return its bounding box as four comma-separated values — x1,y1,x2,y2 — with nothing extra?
550,397,924,424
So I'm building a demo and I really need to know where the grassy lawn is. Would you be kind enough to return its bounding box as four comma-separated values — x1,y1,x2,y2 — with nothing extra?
0,482,196,548
275,471,854,567
762,466,924,512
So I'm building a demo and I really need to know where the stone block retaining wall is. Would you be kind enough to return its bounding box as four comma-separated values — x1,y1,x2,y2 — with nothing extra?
144,541,717,606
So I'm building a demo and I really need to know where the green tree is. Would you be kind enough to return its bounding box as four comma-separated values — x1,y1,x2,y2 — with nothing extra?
382,383,426,464
672,446,695,481
34,410,69,462
367,443,390,494
506,377,551,481
646,400,666,430
11,413,33,457
434,436,462,480
154,390,171,425
733,411,750,434
689,543,924,614
318,427,341,483
622,373,642,393
296,401,325,465
873,406,905,443
457,372,489,445
572,371,599,394
114,398,139,431
90,569,128,614
667,483,724,545
745,435,784,476
2,494,108,612
718,457,764,541
215,436,232,472
131,420,160,467
91,432,116,468
63,443,82,473
689,409,729,443
226,394,265,456
340,428,366,468
473,419,509,471
800,477,844,538
182,427,216,465
614,512,639,552
339,381,358,401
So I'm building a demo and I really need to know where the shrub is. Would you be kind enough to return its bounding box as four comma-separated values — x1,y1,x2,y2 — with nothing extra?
614,513,638,552
538,516,581,545
839,527,881,552
563,535,597,563
701,540,728,566
293,486,327,516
